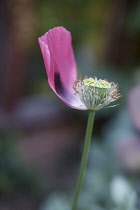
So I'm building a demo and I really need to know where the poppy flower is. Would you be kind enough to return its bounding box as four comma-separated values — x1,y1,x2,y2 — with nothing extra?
38,26,121,111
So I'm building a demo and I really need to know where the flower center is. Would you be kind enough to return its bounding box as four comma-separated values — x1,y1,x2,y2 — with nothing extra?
83,77,111,88
74,77,112,110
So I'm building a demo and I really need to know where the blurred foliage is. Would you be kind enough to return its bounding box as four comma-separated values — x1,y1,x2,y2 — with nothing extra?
126,1,140,36
0,134,41,196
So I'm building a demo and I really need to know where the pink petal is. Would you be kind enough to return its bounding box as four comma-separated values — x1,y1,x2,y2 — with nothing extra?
38,27,86,110
116,137,140,172
128,85,140,131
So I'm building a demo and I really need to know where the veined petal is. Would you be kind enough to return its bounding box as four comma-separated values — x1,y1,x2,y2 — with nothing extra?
38,26,86,110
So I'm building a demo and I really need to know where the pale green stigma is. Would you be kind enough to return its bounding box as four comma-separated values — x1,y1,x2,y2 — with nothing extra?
83,77,111,88
74,77,121,111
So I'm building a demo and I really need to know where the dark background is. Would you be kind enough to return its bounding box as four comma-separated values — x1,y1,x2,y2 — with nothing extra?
0,0,140,209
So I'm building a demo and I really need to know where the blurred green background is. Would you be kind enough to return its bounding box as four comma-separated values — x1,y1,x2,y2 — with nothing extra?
0,0,140,209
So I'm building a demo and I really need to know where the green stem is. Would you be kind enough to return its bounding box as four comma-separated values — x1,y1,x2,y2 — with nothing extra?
72,111,95,210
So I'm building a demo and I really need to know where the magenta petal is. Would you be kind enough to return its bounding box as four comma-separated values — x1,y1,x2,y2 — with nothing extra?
38,27,86,110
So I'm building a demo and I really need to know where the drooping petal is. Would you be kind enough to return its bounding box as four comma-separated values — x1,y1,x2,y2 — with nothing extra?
38,27,86,110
